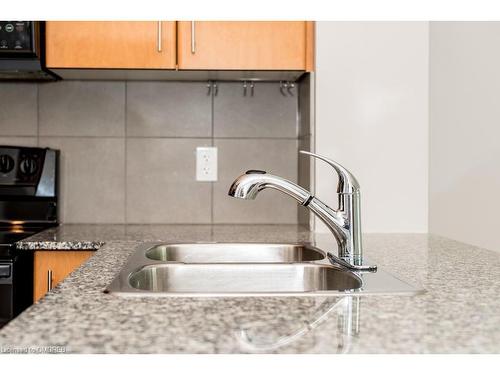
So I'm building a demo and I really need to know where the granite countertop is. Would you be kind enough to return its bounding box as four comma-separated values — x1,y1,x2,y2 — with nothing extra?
1,224,500,353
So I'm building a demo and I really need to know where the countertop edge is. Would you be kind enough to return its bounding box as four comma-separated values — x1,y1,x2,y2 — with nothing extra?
16,241,105,251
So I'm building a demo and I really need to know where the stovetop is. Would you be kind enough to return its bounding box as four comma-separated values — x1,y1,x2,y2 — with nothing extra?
0,225,49,260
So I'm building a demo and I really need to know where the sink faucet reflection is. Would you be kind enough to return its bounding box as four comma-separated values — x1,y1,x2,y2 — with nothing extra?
228,150,376,272
236,296,360,353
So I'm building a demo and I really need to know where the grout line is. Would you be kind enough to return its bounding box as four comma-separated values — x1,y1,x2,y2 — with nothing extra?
124,81,128,225
212,136,299,140
210,181,214,224
0,135,39,138
211,82,215,141
36,135,213,139
3,134,300,140
311,71,317,232
427,22,432,233
296,79,302,224
210,81,215,224
36,84,40,146
296,80,300,139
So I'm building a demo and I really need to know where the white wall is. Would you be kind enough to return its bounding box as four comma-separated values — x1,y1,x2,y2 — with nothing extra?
315,22,429,233
429,22,500,251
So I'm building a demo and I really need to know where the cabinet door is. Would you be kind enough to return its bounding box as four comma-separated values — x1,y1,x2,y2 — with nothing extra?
33,251,94,302
177,21,311,70
46,21,177,69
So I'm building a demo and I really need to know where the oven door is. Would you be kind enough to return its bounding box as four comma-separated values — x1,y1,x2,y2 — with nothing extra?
0,262,13,326
0,252,33,327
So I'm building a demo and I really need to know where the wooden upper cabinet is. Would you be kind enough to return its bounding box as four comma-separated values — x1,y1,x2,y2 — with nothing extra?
177,21,313,70
46,21,177,69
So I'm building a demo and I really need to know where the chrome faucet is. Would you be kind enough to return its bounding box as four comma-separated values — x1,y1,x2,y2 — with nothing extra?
228,150,376,272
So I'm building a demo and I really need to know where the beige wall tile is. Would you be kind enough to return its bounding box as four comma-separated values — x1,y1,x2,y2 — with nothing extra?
213,138,298,224
0,137,38,147
39,81,125,137
38,137,126,223
127,82,211,137
214,82,298,138
126,138,212,223
0,83,38,136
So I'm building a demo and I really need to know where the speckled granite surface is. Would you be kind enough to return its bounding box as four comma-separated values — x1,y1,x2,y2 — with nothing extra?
2,224,500,353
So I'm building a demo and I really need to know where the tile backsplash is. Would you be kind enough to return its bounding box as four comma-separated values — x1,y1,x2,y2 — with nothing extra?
0,80,307,224
127,82,211,137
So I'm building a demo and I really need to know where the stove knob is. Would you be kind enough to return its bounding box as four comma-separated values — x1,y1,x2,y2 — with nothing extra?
0,154,15,173
20,157,37,175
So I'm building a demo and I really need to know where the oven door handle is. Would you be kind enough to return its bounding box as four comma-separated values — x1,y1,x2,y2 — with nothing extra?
0,264,12,283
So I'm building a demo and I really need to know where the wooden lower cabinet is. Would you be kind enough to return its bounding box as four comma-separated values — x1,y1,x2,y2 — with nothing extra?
33,251,94,302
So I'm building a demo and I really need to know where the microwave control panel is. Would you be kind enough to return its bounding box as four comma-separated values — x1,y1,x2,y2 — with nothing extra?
0,21,36,56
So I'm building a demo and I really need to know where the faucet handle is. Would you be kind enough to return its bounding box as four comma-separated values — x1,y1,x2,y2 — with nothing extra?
300,150,360,194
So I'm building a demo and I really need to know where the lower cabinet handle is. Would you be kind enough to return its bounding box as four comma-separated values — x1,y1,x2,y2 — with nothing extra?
47,269,53,292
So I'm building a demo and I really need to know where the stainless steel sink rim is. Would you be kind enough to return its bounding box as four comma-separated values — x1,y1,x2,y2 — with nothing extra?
144,242,326,263
127,262,363,294
104,242,424,297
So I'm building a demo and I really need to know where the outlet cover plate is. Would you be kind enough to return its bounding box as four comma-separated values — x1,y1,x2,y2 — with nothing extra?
196,147,218,182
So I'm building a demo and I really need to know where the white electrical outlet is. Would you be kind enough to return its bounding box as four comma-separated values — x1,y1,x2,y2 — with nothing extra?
196,147,218,181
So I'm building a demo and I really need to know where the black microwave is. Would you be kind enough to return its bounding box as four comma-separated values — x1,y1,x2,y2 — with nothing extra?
0,21,58,81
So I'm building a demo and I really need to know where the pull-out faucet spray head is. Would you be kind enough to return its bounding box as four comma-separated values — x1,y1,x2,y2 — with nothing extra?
228,169,312,204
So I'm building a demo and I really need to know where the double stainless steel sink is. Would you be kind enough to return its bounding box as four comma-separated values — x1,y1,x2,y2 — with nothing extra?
105,242,423,297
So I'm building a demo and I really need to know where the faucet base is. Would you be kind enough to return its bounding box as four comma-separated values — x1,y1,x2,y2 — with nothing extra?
327,253,377,273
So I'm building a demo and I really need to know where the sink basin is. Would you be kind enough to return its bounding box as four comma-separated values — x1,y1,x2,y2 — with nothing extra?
105,242,424,297
128,263,361,294
145,243,325,263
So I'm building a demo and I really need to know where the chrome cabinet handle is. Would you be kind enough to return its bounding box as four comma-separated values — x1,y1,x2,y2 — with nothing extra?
157,21,162,52
191,21,196,54
47,269,53,292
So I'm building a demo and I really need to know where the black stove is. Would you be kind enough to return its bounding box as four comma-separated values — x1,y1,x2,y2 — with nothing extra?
0,146,58,327
0,226,49,257
0,229,39,248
